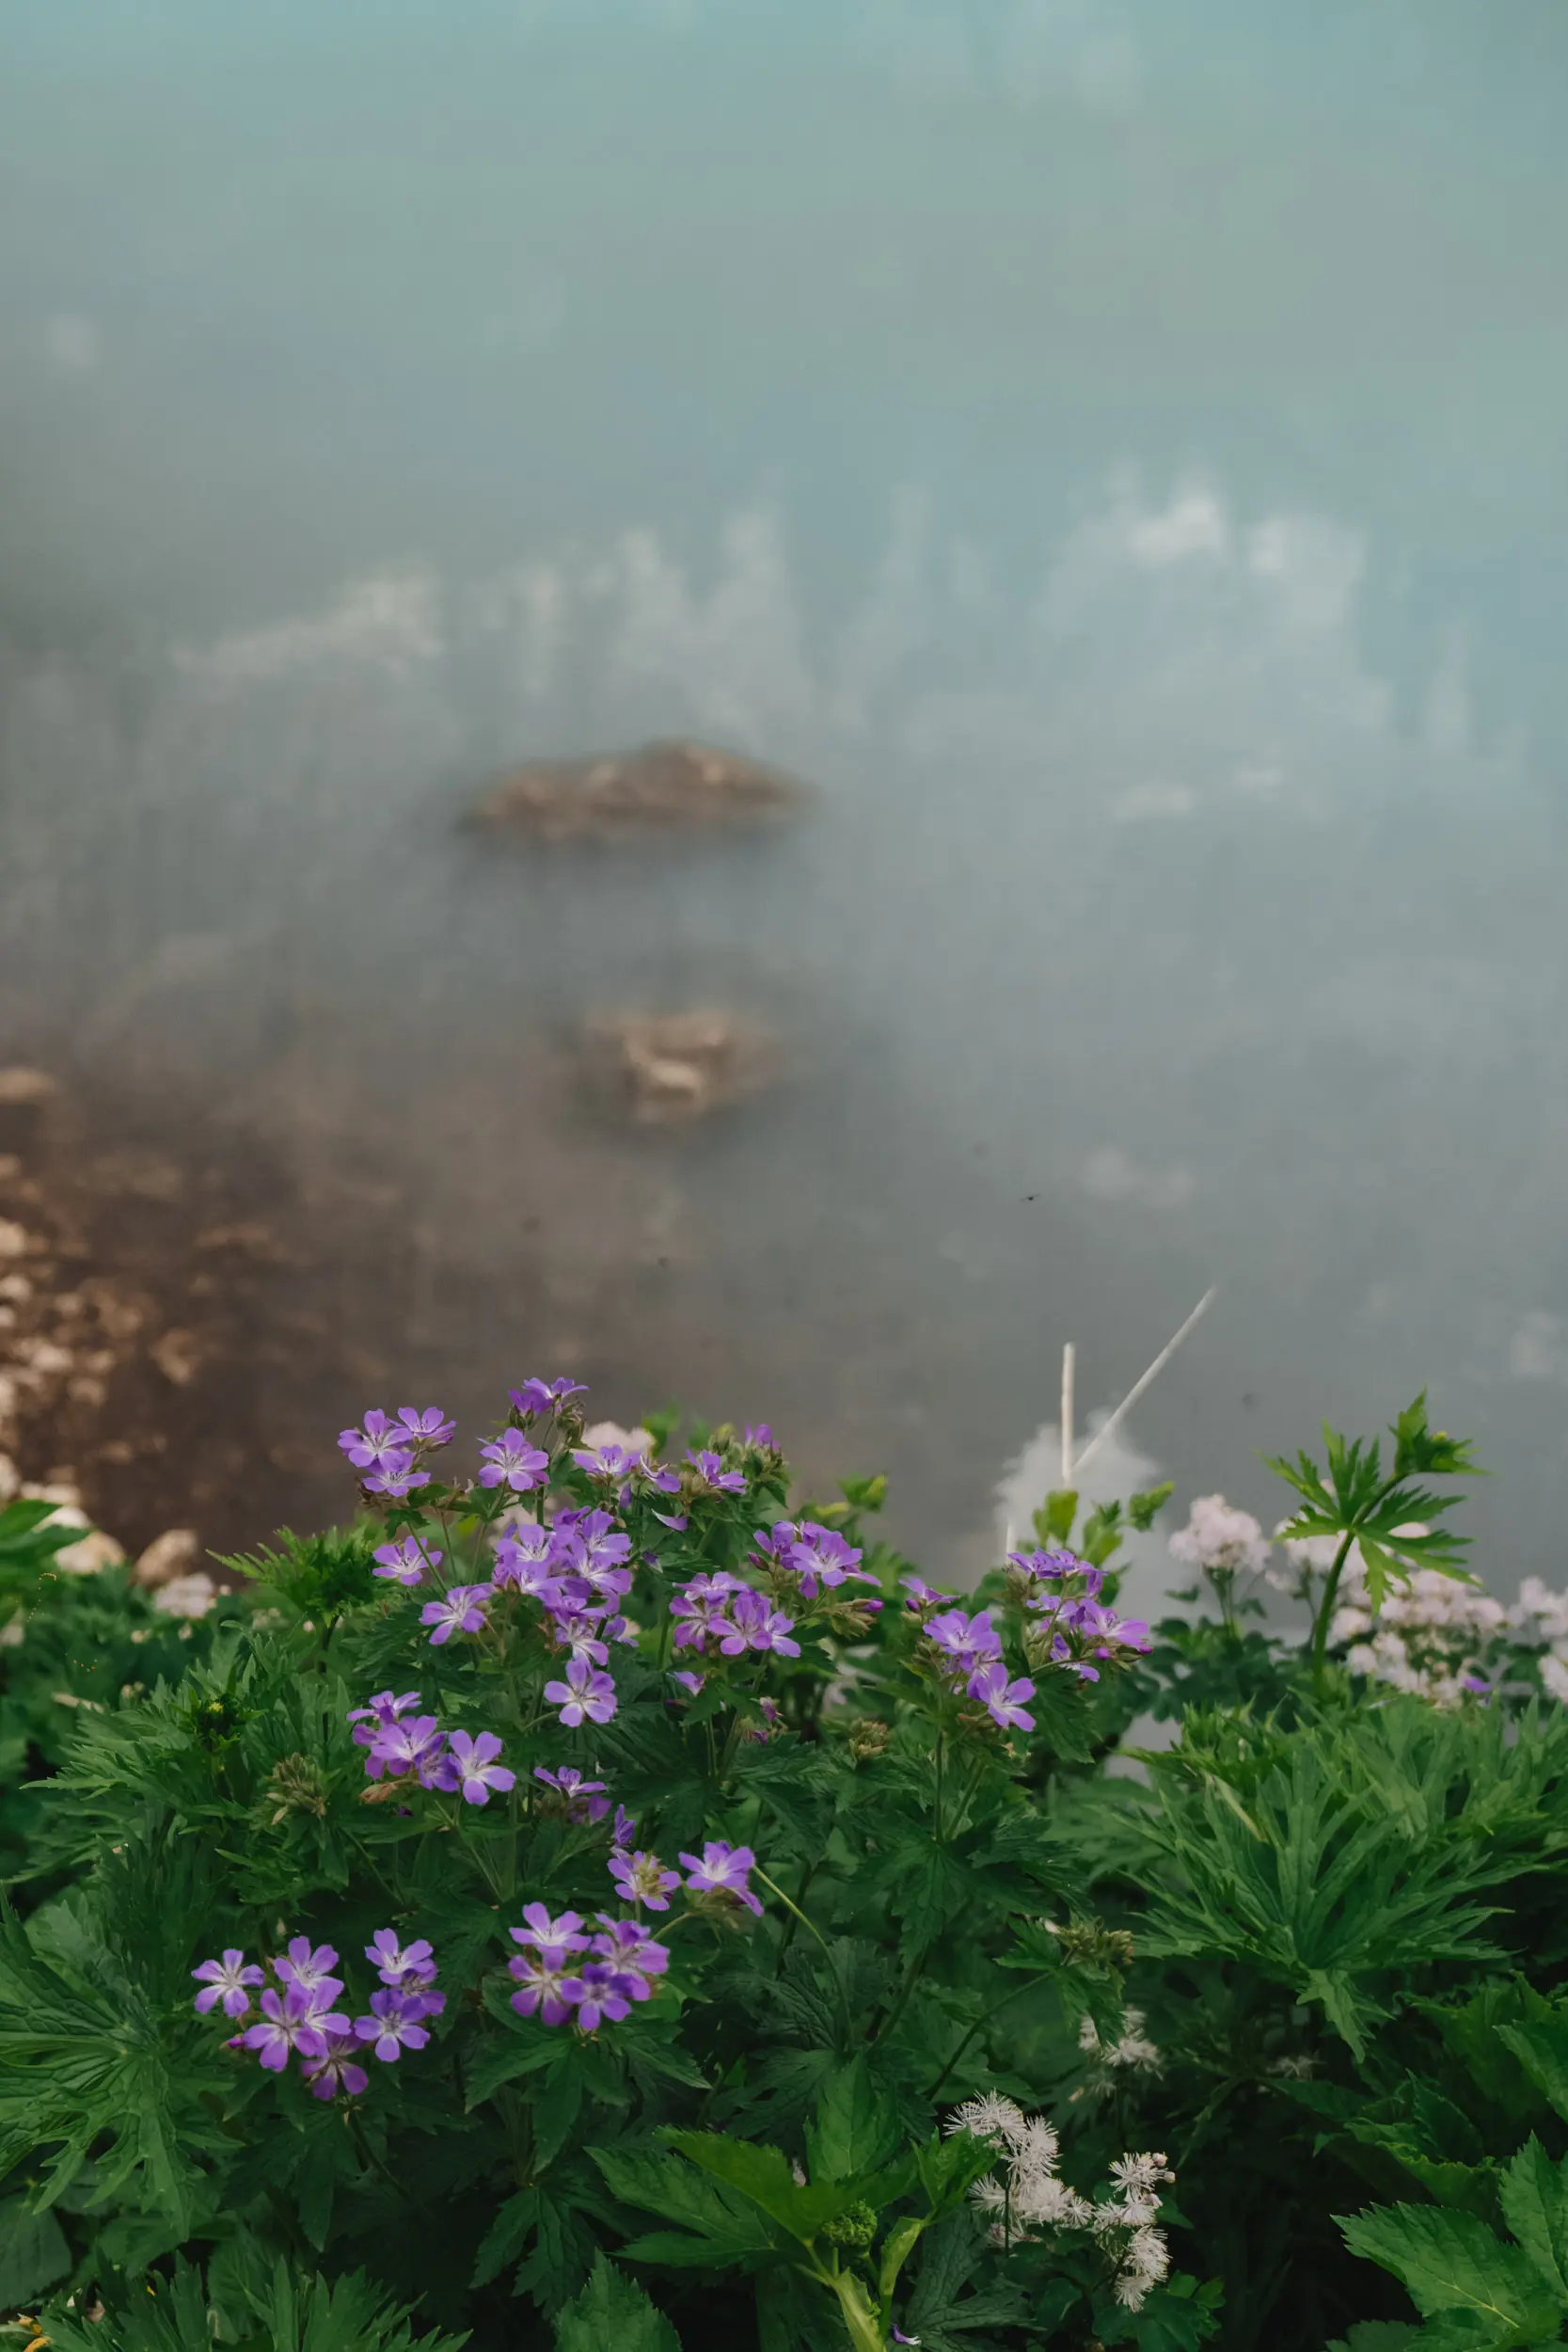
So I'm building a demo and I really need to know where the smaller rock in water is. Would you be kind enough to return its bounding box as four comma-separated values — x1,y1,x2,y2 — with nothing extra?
469,739,810,844
583,1010,782,1126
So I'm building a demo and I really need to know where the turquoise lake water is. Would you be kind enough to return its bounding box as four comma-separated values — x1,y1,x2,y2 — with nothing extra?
2,0,1566,1579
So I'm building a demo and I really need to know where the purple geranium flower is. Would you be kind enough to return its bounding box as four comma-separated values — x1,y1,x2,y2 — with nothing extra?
553,1512,633,1586
687,1447,747,1494
338,1409,408,1470
192,1948,263,2019
515,1902,589,1950
544,1656,618,1727
610,1804,637,1848
572,1959,631,2031
511,1376,587,1420
300,2021,371,2102
420,1584,492,1645
448,1729,515,1806
717,1587,800,1659
744,1422,775,1448
590,1915,672,2000
373,1535,441,1587
363,1450,429,1500
573,1442,646,1480
1007,1546,1085,1581
926,1607,1003,1677
491,1522,561,1597
274,1937,340,1993
240,1985,329,2072
1069,1599,1151,1658
776,1519,869,1597
533,1766,610,1823
609,1849,681,1911
967,1660,1037,1733
900,1574,955,1611
392,1405,455,1447
546,1606,611,1666
365,1931,437,1991
507,1943,582,2026
353,1989,432,2063
365,1713,453,1788
669,1668,705,1697
670,1570,742,1652
679,1839,763,1917
347,1690,421,1747
478,1429,549,1493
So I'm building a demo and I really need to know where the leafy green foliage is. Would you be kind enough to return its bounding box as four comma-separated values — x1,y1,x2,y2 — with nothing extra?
0,1382,1553,2352
40,2254,470,2352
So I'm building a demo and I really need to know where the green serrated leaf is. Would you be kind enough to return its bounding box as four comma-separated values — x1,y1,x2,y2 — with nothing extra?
804,2055,901,2182
0,2192,71,2306
1339,2202,1561,2339
553,2253,681,2352
1498,2138,1568,2302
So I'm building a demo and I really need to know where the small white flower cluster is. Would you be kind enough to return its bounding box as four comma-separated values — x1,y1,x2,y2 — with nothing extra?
947,2095,1173,2311
1168,1496,1271,1581
1509,1578,1568,1704
1075,2005,1162,2091
1269,1524,1348,1597
1330,1546,1503,1707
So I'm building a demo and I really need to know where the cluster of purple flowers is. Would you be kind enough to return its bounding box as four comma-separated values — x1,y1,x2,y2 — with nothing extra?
193,1931,445,2101
1006,1548,1152,1682
338,1406,455,1502
670,1570,800,1661
507,1902,671,2032
348,1691,515,1804
511,1375,587,1420
505,1836,764,2031
363,1503,642,1724
915,1601,1038,1732
752,1518,883,1603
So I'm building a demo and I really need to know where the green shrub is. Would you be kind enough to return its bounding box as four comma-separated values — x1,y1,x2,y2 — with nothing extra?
0,1386,1560,2352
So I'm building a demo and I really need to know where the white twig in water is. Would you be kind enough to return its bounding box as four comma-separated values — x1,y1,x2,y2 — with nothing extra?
1060,1342,1075,1490
1067,1288,1218,1484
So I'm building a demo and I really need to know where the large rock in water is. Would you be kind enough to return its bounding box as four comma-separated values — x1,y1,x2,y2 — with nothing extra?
468,739,809,843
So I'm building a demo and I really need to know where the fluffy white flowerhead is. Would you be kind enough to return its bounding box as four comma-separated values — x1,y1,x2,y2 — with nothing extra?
1169,1496,1271,1579
948,2093,1027,2150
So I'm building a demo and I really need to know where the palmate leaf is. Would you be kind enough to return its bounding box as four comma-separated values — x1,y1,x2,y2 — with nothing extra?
42,2254,470,2352
0,1882,232,2229
1266,1396,1478,1604
1139,1713,1516,2056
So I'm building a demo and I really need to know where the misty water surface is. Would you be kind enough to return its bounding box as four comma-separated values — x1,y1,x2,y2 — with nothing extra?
2,0,1567,1591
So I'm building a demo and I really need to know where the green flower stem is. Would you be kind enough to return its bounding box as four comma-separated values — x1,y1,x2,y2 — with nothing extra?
754,1867,853,2043
754,1867,832,1961
925,1968,1053,2101
1309,1530,1360,1701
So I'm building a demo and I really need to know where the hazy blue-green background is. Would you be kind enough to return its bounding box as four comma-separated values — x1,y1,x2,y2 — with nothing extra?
2,0,1565,1583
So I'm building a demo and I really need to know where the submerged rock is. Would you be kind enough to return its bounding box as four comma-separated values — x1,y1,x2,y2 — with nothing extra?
582,1010,783,1125
469,739,810,843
